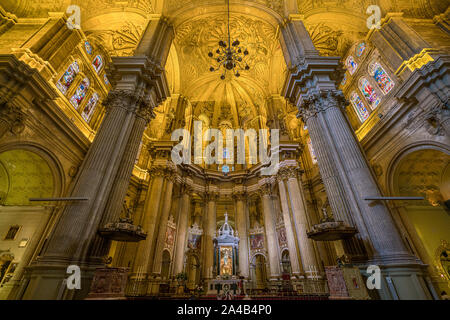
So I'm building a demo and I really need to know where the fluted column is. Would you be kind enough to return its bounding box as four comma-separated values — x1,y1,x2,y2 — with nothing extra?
319,92,410,259
41,90,140,261
305,113,354,225
152,172,175,274
234,192,249,279
259,183,280,279
281,17,431,300
276,174,301,277
203,192,217,279
303,101,369,259
90,101,154,259
133,167,166,274
284,167,319,277
173,186,191,275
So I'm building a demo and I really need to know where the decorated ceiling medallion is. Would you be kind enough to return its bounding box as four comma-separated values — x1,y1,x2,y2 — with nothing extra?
208,0,250,80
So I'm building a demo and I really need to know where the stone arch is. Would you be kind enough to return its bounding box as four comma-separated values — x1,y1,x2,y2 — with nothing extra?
250,253,268,290
185,251,201,290
0,142,65,203
280,248,292,276
161,249,172,280
385,141,450,196
386,142,450,292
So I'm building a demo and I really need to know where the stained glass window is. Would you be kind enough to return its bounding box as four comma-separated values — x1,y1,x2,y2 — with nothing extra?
359,77,380,109
356,42,366,57
369,62,395,95
351,92,370,123
341,73,347,86
346,56,358,75
85,41,92,55
81,92,99,122
70,78,90,109
92,55,103,73
307,137,317,164
223,147,229,160
222,165,230,174
56,61,79,94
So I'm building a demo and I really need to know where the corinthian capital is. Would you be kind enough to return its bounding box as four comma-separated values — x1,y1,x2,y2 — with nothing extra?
103,89,139,112
148,165,166,178
276,167,289,182
164,165,177,183
277,166,302,181
0,103,26,135
258,183,273,197
297,90,348,122
136,89,157,123
232,191,246,201
205,192,219,202
180,183,193,196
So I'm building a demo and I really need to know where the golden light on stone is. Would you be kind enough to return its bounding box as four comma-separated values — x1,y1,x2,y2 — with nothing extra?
0,0,449,302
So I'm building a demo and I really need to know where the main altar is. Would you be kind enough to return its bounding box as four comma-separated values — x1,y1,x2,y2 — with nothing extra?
206,213,242,295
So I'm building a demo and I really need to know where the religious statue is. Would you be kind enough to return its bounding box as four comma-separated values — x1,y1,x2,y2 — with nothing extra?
220,247,233,275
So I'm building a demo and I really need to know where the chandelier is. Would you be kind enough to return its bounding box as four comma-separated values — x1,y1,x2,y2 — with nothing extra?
208,0,250,80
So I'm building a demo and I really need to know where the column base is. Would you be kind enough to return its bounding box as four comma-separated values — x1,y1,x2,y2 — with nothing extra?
19,257,101,300
355,259,436,300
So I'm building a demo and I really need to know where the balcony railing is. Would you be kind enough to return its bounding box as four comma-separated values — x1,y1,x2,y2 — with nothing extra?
125,278,329,299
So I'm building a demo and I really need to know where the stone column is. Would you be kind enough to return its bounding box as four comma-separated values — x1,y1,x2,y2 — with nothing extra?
173,185,191,275
89,99,154,259
133,166,166,274
259,183,280,279
152,171,175,274
40,89,140,260
320,92,410,260
283,167,319,277
304,112,355,226
21,89,147,300
21,17,174,299
281,18,431,300
276,174,302,277
234,192,250,279
203,192,217,280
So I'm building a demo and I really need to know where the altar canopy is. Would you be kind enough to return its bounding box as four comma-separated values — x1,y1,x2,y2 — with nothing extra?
213,213,240,277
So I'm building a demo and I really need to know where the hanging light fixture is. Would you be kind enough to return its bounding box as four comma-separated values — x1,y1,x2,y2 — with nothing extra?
208,0,250,80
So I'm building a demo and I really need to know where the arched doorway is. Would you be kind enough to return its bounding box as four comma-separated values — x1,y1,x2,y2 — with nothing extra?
186,253,201,290
391,147,450,293
161,250,171,280
281,250,292,279
251,254,268,290
0,148,58,299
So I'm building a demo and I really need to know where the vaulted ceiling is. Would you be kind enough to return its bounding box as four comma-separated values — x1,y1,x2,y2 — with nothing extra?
394,149,450,207
3,0,448,133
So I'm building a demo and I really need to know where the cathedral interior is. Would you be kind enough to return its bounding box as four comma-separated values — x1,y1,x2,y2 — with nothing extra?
0,0,449,301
